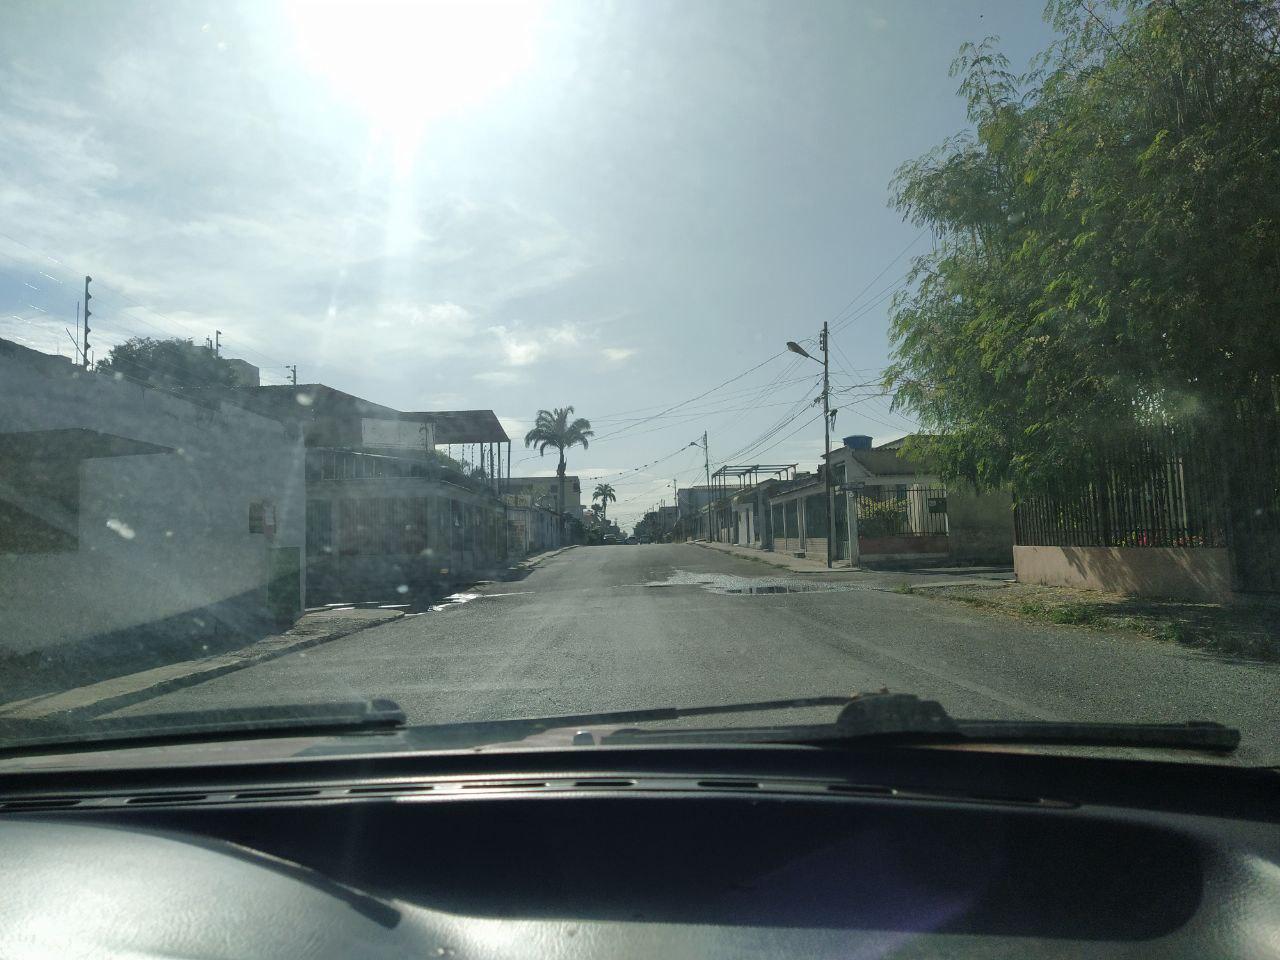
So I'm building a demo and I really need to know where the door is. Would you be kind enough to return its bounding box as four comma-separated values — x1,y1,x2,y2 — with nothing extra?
267,546,302,625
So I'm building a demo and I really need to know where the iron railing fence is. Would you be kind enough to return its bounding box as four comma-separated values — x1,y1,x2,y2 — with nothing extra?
856,486,949,538
1014,429,1230,549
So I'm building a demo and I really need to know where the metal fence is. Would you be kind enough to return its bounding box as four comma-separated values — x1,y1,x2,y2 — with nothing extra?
1014,431,1229,549
856,486,949,538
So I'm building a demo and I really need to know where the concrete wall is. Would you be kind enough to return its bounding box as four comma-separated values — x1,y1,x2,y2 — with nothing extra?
1014,545,1233,603
508,505,561,556
861,535,950,558
948,485,1015,564
304,476,505,600
0,341,305,654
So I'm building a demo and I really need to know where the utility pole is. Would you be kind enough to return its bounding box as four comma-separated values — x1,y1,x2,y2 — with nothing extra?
82,276,92,370
214,330,222,357
821,321,833,569
701,431,712,542
287,364,297,386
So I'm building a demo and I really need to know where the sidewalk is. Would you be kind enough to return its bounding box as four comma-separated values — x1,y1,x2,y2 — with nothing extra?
692,539,1014,590
694,539,854,573
0,607,404,722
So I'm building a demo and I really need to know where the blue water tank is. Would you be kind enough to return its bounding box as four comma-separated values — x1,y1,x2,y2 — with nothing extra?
843,435,873,450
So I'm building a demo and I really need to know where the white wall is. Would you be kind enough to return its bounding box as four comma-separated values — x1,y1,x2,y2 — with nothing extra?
0,344,305,654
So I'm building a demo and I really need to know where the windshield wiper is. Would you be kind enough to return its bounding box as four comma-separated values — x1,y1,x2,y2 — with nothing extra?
384,696,856,751
0,699,406,754
601,692,1241,754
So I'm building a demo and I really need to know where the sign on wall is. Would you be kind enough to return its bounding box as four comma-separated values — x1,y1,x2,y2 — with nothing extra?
360,419,434,451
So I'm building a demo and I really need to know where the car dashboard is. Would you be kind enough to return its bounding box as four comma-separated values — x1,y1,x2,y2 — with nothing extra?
1,742,1278,958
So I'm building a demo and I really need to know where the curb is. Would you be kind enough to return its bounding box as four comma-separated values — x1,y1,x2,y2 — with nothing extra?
0,609,404,723
511,544,577,571
691,540,856,574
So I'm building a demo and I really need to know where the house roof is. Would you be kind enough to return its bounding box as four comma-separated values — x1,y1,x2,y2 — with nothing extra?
246,384,401,422
244,388,509,443
824,435,933,476
403,410,509,444
763,472,822,501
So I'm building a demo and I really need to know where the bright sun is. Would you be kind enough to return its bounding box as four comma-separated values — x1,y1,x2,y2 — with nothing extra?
284,0,547,160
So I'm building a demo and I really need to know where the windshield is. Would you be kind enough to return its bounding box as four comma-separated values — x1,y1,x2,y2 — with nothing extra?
1,0,1277,767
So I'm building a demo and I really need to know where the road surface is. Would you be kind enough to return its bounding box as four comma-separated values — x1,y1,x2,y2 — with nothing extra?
122,544,1280,763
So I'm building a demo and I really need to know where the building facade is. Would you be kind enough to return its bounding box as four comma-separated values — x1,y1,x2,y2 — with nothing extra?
244,387,511,602
0,338,306,656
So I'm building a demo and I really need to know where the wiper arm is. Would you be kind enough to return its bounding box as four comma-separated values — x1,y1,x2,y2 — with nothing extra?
603,693,1241,754
0,699,406,754
393,696,855,751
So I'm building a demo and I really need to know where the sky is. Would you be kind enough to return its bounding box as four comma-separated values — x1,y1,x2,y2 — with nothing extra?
0,0,1056,527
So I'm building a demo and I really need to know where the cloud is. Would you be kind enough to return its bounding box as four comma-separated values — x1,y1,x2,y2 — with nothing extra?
868,13,890,31
498,416,528,441
474,370,524,385
602,347,635,362
489,321,586,367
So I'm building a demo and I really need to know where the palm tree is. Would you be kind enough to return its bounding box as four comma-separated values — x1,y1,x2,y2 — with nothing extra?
524,407,593,538
592,482,617,524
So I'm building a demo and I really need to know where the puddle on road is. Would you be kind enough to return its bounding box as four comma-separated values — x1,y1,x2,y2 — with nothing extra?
642,570,852,596
725,584,833,594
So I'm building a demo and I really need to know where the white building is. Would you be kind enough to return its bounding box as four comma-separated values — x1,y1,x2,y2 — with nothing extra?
0,339,306,657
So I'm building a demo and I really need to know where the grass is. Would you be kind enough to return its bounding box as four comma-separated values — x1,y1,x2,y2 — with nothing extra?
914,582,1280,662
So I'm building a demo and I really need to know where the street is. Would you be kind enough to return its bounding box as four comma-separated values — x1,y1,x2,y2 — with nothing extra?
121,544,1280,763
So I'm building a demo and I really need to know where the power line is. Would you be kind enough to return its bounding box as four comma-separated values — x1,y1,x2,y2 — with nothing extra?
0,233,291,371
830,277,908,337
716,379,823,466
589,351,787,443
821,229,925,334
591,375,816,422
737,411,826,463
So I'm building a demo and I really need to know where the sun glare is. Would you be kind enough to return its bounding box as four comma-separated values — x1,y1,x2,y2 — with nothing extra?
284,0,547,162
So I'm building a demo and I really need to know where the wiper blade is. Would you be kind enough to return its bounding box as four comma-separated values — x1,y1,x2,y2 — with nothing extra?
603,693,1241,754
389,696,855,751
0,699,405,754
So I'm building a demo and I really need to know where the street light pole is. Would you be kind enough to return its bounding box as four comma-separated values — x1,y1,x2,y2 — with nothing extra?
821,321,833,569
701,431,712,541
786,329,834,568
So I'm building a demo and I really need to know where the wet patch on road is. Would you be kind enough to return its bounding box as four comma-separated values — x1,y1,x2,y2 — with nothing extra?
642,570,854,596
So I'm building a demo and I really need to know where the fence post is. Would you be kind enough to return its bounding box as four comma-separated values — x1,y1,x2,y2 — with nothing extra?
847,489,859,566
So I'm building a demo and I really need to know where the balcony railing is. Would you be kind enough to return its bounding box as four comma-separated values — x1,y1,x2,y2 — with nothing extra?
305,448,497,498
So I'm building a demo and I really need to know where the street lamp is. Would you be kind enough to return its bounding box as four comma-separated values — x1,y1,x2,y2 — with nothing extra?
786,340,814,360
784,325,834,568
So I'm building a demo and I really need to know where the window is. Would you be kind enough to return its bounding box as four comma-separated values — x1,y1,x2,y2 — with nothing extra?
248,500,276,536
805,494,827,538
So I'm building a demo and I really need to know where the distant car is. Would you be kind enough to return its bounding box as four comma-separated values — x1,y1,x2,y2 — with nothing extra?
625,536,638,545
601,534,619,545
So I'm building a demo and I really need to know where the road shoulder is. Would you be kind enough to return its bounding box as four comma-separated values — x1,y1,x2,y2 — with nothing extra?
0,608,403,722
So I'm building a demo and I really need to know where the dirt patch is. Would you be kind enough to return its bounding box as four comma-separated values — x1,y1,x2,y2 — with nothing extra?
901,582,1280,661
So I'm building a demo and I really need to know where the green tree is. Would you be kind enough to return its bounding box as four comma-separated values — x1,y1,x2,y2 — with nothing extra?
592,482,617,522
95,337,239,396
524,407,594,533
885,0,1280,493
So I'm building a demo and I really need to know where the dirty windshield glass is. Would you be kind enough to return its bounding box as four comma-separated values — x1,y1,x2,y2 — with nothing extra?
1,0,1277,765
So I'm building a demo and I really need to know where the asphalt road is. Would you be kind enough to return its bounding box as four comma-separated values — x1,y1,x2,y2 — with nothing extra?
124,544,1280,763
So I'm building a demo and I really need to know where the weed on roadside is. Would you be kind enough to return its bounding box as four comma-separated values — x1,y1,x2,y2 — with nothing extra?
917,583,1279,663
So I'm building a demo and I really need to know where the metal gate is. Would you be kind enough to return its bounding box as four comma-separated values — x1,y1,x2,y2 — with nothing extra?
1226,395,1280,594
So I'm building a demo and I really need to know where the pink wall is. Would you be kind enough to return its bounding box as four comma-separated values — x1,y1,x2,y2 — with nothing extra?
1014,546,1233,603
